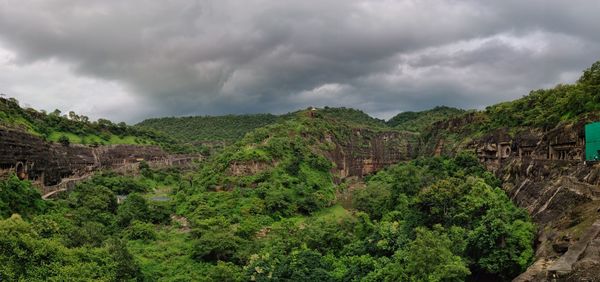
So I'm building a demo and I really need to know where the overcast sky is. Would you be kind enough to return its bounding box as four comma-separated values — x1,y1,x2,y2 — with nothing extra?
1,0,599,123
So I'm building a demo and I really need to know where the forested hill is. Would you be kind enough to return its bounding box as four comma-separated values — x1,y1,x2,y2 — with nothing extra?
387,106,466,132
482,61,600,130
315,107,387,128
169,107,533,281
136,114,282,143
0,97,176,149
390,61,600,135
135,107,387,143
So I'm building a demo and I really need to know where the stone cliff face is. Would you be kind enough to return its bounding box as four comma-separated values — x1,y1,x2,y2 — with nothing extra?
425,117,600,281
321,128,418,181
0,128,169,186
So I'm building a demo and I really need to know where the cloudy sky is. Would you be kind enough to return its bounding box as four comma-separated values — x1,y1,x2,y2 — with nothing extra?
1,0,599,123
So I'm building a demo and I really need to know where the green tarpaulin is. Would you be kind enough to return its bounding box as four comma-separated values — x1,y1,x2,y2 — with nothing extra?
585,122,600,161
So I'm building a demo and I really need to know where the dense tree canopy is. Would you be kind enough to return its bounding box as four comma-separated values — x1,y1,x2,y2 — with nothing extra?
387,106,466,132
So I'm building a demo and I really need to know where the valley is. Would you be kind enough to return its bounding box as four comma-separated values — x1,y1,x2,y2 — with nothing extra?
2,62,600,281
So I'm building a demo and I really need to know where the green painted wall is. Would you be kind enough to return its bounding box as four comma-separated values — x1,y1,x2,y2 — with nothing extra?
585,122,600,161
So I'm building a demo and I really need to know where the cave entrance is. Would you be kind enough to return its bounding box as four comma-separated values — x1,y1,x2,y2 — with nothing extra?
15,162,26,180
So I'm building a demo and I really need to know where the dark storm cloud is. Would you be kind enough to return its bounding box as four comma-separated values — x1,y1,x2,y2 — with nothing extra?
0,0,599,122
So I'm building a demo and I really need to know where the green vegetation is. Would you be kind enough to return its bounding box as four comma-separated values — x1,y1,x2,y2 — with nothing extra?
416,61,600,155
387,106,466,132
0,108,535,281
0,214,142,281
483,61,600,130
164,108,533,280
0,174,45,219
0,97,194,152
170,152,533,281
15,62,600,280
136,113,282,143
136,107,386,145
389,61,600,140
318,107,387,128
0,166,180,281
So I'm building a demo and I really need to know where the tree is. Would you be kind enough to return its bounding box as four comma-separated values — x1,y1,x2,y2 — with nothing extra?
264,188,296,217
206,262,245,282
416,178,467,227
124,220,156,241
271,249,334,282
116,193,149,227
467,197,535,278
579,60,600,87
106,238,143,281
0,214,69,280
139,161,152,178
191,231,244,262
397,226,470,282
58,135,70,146
352,182,393,220
0,174,45,219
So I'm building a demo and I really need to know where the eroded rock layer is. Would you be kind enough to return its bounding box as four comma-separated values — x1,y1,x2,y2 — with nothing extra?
0,128,168,186
322,129,418,181
426,117,600,281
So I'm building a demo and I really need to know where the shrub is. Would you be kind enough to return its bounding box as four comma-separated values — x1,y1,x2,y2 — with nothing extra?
124,220,156,241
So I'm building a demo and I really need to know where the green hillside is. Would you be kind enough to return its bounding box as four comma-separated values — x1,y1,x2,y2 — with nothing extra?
317,107,387,128
136,107,386,144
0,97,180,149
419,61,600,155
136,114,282,143
389,61,600,134
483,61,600,130
387,106,466,132
167,108,533,281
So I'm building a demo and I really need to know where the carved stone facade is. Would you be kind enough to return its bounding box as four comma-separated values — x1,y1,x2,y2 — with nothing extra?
427,116,600,280
0,127,170,186
474,123,587,168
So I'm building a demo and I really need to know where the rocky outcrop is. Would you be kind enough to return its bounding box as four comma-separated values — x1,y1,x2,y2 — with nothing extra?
425,117,600,281
0,127,170,186
547,221,600,276
229,161,272,176
322,129,418,181
502,158,600,281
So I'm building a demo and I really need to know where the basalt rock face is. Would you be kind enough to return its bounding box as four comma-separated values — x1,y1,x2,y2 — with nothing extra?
425,118,600,281
500,159,600,281
322,129,419,181
0,128,168,186
229,160,273,176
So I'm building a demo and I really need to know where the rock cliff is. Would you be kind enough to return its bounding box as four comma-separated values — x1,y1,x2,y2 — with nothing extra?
321,128,418,181
0,127,169,186
425,116,600,281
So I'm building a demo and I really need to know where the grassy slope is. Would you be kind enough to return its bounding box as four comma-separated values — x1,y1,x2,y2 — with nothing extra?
0,97,185,149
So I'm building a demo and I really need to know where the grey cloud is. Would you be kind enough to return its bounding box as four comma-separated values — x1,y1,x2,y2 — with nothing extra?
0,0,599,122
